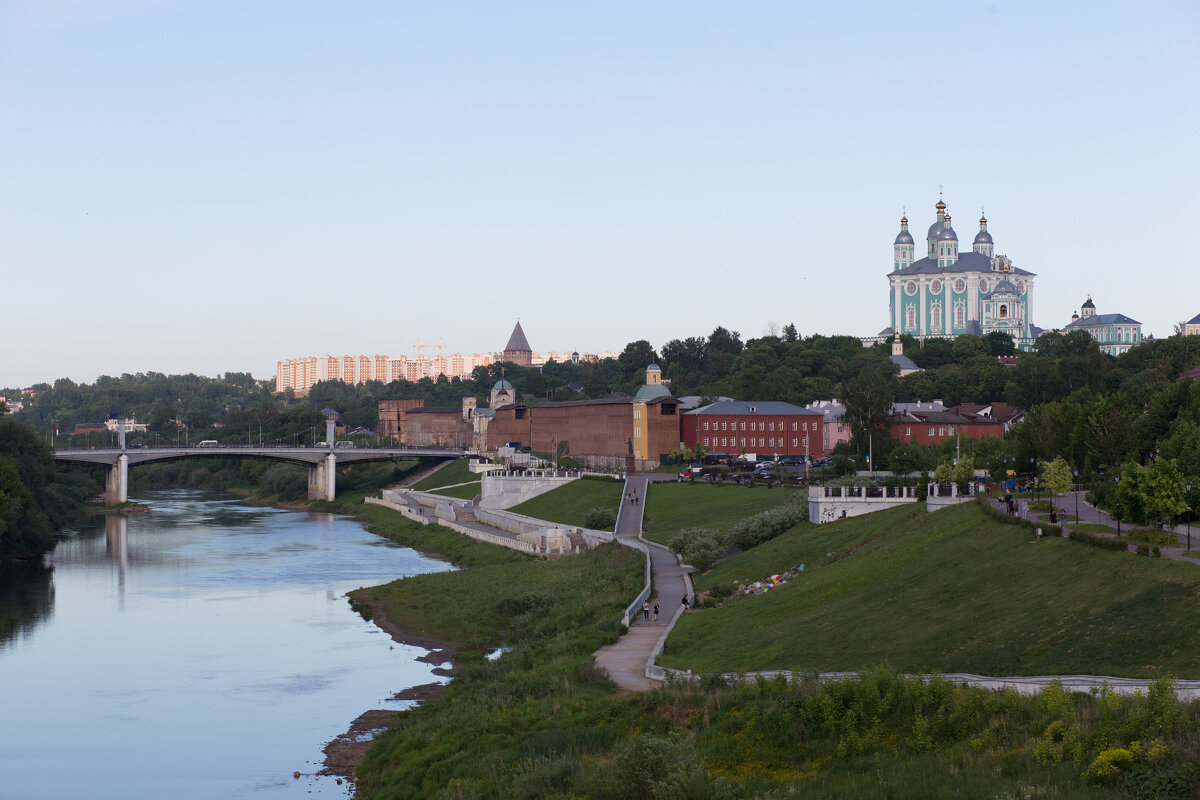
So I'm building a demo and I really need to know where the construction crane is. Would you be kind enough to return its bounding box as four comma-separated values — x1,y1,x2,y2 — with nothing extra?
412,337,445,362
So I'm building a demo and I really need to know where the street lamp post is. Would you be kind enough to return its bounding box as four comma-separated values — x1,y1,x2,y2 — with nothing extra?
1114,475,1121,536
1187,482,1192,552
1073,469,1079,524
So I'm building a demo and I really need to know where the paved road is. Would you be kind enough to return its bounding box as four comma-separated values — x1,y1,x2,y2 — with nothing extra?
594,474,691,691
997,491,1200,565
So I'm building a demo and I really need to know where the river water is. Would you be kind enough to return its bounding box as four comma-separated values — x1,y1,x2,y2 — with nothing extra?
0,489,453,800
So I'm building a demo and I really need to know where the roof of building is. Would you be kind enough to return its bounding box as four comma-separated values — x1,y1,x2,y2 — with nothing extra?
498,395,678,411
504,321,531,353
989,279,1020,296
686,400,822,417
1064,312,1141,328
1186,313,1200,325
676,395,735,410
890,353,921,372
973,229,993,245
894,229,914,245
887,250,1035,277
936,221,958,242
492,379,513,390
1177,364,1200,381
634,383,671,400
646,363,661,372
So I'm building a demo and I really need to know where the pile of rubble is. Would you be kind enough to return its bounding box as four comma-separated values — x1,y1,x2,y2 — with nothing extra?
737,564,805,595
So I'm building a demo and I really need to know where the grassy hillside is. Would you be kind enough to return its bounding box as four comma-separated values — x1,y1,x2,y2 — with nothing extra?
641,483,802,546
664,501,1200,678
409,458,480,496
507,478,624,530
353,502,1200,799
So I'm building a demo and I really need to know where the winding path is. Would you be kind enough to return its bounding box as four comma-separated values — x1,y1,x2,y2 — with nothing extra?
593,475,691,691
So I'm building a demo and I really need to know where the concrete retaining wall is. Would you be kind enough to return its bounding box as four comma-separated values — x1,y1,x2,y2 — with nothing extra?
365,495,433,525
480,472,578,509
808,485,921,523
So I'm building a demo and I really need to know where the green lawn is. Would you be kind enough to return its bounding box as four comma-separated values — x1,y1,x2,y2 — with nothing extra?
410,458,476,491
640,482,804,546
507,478,624,530
663,501,1200,678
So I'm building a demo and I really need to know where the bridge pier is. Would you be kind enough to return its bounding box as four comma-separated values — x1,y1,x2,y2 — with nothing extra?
105,454,129,505
307,454,337,501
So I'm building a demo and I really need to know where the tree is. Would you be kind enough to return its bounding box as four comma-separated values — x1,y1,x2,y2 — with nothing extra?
580,356,608,397
984,331,1016,357
1041,456,1074,514
840,365,895,471
782,323,798,342
1141,458,1189,526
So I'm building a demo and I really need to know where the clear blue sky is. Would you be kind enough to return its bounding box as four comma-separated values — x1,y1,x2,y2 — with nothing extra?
2,1,1197,387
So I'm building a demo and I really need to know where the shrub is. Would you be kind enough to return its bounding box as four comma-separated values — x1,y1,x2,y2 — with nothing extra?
1137,544,1150,557
583,507,617,530
1067,530,1128,552
669,528,725,573
726,496,809,551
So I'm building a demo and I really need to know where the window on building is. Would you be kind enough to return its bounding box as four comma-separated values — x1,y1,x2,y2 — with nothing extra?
792,422,798,431
906,426,911,436
703,437,709,446
703,421,709,431
740,421,746,431
721,421,727,431
721,437,727,446
939,427,945,436
759,437,764,447
740,438,746,447
793,438,798,447
928,427,935,436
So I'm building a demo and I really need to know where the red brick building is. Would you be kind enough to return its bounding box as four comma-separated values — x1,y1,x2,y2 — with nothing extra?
681,401,825,460
376,399,425,441
487,396,681,464
406,406,471,448
889,406,1005,446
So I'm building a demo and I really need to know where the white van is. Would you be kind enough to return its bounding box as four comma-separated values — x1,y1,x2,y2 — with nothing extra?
197,440,219,448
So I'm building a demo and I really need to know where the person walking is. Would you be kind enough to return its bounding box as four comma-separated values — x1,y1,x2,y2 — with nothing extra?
681,594,689,610
642,601,650,621
652,603,659,622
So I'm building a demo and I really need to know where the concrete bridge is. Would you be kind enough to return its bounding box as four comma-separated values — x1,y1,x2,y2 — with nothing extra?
53,444,467,504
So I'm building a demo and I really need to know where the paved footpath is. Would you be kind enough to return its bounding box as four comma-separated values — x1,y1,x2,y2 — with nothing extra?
593,474,690,691
997,491,1200,565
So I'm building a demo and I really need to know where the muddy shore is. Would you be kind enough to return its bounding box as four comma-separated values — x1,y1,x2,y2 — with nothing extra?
319,588,461,783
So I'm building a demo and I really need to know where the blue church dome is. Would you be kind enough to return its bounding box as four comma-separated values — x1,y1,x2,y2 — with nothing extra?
974,230,993,245
894,229,914,245
936,219,958,242
992,279,1019,295
493,379,513,391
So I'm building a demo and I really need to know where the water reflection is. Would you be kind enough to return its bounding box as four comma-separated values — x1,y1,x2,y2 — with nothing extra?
0,559,54,647
106,515,128,602
0,489,454,800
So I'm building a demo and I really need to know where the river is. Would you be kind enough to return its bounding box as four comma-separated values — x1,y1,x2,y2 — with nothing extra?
0,489,453,800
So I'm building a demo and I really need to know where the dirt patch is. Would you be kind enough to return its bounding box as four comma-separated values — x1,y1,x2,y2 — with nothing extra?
321,709,401,782
319,590,461,780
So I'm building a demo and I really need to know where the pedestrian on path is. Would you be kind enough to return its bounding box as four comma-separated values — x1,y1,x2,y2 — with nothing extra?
681,594,689,610
653,603,659,622
642,601,650,621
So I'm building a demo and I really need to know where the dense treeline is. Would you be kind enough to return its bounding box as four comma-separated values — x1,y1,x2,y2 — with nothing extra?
5,329,1199,525
0,420,101,559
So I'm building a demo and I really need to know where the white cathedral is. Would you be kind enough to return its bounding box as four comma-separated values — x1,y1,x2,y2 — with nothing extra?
885,196,1038,350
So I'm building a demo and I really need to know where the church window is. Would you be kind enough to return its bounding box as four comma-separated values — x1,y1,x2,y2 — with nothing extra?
954,302,965,328
999,305,1008,319
953,278,965,293
930,279,942,294
905,305,917,330
930,302,942,330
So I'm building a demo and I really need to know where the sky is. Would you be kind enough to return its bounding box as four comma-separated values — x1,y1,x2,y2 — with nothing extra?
1,1,1197,387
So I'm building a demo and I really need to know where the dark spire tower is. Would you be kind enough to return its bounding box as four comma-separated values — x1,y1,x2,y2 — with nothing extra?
503,321,533,366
